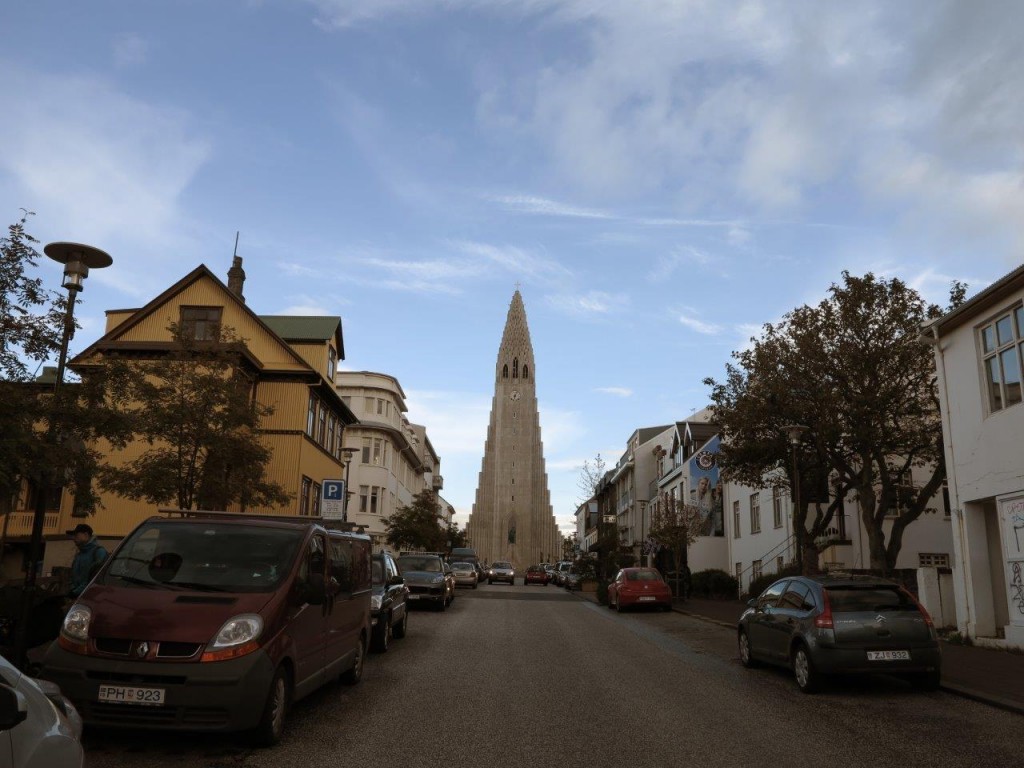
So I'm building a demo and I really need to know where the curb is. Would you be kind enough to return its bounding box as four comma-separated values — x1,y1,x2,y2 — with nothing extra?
670,605,737,630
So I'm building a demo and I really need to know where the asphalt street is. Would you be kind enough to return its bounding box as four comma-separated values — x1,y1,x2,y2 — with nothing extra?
84,582,1024,768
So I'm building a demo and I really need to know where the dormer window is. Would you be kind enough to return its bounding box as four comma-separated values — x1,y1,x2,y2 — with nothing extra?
179,306,222,341
328,346,337,380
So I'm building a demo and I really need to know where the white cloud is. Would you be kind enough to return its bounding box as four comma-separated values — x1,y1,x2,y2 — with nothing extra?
649,246,714,282
450,240,572,283
489,194,615,220
678,311,722,336
545,290,628,317
593,386,632,398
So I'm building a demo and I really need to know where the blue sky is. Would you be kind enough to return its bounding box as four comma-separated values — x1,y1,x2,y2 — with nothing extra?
3,1,1022,535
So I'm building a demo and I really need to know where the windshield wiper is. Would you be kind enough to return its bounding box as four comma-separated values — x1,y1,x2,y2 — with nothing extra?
167,581,230,592
110,575,165,590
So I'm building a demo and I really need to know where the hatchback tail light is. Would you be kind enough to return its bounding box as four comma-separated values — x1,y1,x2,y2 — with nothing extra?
814,589,834,629
900,587,937,636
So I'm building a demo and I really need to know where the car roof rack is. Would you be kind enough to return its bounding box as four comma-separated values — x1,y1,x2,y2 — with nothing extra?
156,508,367,533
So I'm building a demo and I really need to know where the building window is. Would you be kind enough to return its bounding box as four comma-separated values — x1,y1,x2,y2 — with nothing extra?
359,485,369,513
773,487,784,529
750,493,761,534
776,555,784,573
980,307,1024,412
522,364,529,379
372,438,384,465
732,500,741,538
370,487,379,514
502,364,508,378
513,357,519,378
888,468,917,518
365,397,374,414
179,306,222,341
317,402,327,444
327,414,336,455
312,482,322,516
376,398,384,415
941,480,951,517
918,552,950,568
300,477,312,516
327,346,337,380
735,562,742,583
752,559,762,580
306,393,317,437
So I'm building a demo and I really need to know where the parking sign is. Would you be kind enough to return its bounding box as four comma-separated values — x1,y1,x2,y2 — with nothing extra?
321,479,345,520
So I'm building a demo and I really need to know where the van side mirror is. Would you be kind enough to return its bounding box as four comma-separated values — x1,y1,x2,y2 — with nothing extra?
0,685,28,732
747,598,757,608
388,575,404,587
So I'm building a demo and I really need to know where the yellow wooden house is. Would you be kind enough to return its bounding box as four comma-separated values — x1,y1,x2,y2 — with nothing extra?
31,259,356,575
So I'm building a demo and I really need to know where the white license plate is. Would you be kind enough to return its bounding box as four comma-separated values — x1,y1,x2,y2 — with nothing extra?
866,650,910,661
408,594,420,600
98,685,166,706
639,596,656,602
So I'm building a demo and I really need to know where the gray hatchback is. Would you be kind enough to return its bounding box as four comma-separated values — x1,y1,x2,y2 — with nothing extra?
737,575,941,693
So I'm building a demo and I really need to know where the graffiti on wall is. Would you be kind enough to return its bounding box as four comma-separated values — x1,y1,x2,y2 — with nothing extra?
1011,563,1024,616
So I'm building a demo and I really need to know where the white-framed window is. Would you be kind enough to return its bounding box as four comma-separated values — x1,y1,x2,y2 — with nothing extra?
752,559,762,580
364,396,374,414
773,487,784,529
359,485,369,513
750,493,761,534
980,306,1024,413
327,346,337,380
370,487,379,514
361,437,372,464
372,438,384,465
732,500,741,538
918,553,950,568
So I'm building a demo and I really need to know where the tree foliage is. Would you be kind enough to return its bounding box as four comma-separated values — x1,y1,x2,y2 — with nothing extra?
97,323,290,512
576,453,607,504
648,493,705,579
705,272,966,573
384,489,447,552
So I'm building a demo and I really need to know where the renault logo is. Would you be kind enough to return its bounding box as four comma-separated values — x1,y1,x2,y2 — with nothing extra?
135,642,150,659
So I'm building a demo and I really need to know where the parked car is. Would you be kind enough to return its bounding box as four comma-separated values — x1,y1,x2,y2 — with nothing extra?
370,552,409,653
40,512,372,746
450,562,479,589
0,653,83,767
488,562,515,585
553,561,572,586
607,568,672,611
474,562,488,583
542,563,558,582
397,554,455,611
524,565,549,586
737,575,941,694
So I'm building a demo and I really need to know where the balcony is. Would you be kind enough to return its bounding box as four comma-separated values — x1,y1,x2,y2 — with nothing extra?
432,474,444,490
3,511,62,538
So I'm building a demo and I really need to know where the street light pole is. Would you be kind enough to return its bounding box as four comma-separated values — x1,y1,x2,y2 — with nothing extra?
13,242,112,670
783,424,808,574
341,447,358,523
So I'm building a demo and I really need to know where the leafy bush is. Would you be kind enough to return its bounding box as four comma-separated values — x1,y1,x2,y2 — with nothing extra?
690,569,739,599
744,564,802,600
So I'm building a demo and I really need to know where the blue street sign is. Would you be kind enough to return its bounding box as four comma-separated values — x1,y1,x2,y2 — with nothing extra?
323,480,345,501
322,479,345,519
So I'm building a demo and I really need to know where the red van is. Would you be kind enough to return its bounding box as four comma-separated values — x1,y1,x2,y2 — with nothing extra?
40,512,371,745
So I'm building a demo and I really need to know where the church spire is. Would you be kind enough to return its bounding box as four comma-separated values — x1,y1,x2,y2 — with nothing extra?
496,289,534,383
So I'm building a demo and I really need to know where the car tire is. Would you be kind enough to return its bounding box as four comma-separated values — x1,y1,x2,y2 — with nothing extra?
792,643,821,694
910,668,941,692
342,635,366,685
615,596,623,613
371,614,392,653
393,610,408,639
437,597,447,612
251,664,291,747
472,582,478,589
738,630,759,669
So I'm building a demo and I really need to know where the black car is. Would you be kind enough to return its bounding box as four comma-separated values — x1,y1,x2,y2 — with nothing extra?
371,552,409,653
738,575,941,693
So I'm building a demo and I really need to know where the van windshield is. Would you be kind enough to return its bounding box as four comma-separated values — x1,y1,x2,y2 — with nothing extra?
99,521,305,593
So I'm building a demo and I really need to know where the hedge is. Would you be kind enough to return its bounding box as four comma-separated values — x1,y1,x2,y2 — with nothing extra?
689,569,739,599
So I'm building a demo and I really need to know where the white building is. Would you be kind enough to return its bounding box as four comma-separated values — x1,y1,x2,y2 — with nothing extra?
336,371,443,550
926,264,1024,647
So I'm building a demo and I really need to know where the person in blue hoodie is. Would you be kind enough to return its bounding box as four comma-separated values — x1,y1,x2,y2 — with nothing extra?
67,523,107,598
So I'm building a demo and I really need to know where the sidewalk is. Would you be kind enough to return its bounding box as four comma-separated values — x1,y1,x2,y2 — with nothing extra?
673,597,1024,715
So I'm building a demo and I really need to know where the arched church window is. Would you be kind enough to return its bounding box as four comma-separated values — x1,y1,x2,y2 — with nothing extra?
522,364,529,379
513,358,519,378
502,364,508,378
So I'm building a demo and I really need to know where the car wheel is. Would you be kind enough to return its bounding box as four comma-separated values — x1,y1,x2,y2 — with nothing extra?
393,610,408,639
371,615,392,653
792,644,820,694
738,630,759,669
437,596,447,612
342,635,366,685
910,668,941,692
473,582,478,589
615,596,624,613
251,664,291,747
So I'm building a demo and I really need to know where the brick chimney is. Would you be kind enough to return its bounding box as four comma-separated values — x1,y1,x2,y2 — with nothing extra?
227,256,245,303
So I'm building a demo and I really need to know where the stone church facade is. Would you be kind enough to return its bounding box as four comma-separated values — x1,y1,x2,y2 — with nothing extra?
466,291,561,570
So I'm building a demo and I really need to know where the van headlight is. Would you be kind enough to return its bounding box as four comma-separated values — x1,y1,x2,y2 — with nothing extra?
61,604,92,642
370,595,382,611
210,614,263,649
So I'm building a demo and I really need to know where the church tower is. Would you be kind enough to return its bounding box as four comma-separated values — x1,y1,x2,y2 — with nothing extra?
467,291,561,570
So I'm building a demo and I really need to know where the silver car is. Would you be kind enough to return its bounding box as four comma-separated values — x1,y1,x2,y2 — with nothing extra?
450,561,479,589
488,561,515,585
0,654,84,767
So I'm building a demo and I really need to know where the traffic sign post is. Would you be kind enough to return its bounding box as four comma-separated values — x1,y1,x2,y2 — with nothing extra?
321,479,346,520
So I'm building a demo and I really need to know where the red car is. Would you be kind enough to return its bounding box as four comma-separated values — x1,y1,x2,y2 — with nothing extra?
524,565,549,586
607,568,672,612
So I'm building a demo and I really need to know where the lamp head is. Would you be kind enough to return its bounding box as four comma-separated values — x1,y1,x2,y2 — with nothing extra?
782,423,808,446
44,242,113,291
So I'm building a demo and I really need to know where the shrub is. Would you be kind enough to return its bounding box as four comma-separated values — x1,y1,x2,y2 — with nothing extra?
690,569,739,599
744,564,802,600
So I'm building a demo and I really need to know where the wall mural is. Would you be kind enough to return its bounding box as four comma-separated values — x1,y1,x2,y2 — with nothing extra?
689,435,724,537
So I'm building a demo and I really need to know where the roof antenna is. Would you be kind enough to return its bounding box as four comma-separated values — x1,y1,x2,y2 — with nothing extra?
233,231,240,258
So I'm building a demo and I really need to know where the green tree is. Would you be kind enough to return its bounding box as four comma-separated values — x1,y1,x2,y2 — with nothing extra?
97,322,291,511
384,489,447,552
445,521,468,550
706,272,966,574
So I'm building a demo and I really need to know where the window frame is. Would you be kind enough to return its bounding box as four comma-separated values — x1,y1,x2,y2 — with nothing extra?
750,492,761,534
179,305,223,342
978,304,1024,415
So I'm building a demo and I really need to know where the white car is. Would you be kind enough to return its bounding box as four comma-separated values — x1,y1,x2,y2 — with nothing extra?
0,654,83,768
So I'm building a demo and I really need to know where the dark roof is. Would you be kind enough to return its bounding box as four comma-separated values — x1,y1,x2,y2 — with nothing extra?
932,262,1024,337
637,424,673,445
259,316,341,342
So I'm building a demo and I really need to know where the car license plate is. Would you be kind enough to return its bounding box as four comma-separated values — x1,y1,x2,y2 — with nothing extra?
866,650,910,661
408,594,420,600
98,685,166,706
639,596,656,602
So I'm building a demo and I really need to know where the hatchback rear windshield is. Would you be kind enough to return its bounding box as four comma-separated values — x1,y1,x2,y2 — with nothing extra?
626,570,662,581
398,556,441,572
100,521,304,593
450,563,474,571
826,586,917,612
493,562,512,568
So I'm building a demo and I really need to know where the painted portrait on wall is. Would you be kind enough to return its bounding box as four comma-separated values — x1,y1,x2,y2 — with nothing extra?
688,435,724,537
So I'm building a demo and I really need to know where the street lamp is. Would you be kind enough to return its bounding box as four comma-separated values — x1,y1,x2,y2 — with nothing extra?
13,242,112,669
782,424,808,573
341,447,358,523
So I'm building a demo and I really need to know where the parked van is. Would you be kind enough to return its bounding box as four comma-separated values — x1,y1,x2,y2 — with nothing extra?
40,512,371,745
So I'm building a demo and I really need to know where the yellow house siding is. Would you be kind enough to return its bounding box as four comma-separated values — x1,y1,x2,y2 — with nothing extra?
257,381,308,431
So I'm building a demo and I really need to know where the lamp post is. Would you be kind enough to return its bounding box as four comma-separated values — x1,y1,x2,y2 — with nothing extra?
13,242,112,669
782,424,808,574
341,447,358,523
